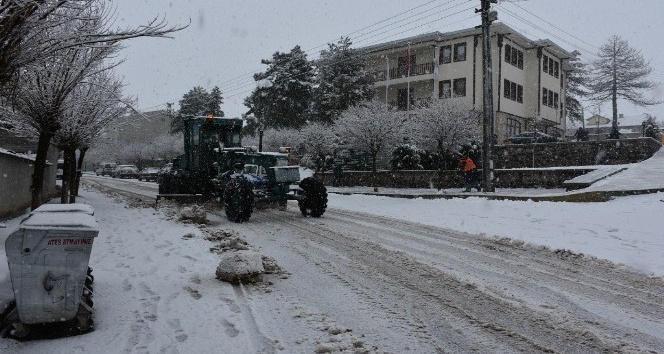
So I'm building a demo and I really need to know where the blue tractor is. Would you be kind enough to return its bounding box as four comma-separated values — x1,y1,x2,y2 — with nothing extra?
157,116,327,222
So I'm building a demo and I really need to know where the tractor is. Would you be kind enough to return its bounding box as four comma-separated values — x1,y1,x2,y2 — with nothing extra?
157,116,327,222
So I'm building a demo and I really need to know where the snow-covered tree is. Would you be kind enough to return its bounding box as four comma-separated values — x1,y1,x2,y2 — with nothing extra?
588,36,660,131
311,37,375,124
4,29,119,209
53,71,129,203
335,100,405,192
391,143,425,170
565,50,589,125
412,98,480,180
0,0,184,88
244,46,315,129
299,122,336,172
171,86,224,133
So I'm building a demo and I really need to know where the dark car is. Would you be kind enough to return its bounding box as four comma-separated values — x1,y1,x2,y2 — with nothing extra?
113,165,139,179
138,167,160,182
504,131,559,145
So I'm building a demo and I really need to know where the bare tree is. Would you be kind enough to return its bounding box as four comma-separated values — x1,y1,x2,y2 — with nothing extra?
0,0,185,88
4,10,120,208
335,100,404,192
53,71,129,203
588,36,660,131
411,98,481,190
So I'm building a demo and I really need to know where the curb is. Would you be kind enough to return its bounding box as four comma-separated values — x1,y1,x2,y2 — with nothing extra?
328,188,664,203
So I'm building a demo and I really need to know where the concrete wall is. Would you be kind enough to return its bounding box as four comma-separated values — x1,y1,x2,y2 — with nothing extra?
0,147,58,219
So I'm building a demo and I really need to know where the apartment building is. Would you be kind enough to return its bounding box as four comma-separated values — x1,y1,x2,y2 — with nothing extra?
359,23,572,142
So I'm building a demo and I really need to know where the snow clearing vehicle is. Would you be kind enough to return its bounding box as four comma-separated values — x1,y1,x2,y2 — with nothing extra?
157,115,327,222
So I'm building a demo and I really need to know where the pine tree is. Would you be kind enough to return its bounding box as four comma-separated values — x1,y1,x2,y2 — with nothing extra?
244,46,315,129
171,86,224,133
588,36,659,131
311,37,375,124
565,50,589,125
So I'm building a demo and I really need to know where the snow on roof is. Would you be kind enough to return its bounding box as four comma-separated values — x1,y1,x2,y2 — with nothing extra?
21,212,98,230
0,147,36,162
586,113,661,128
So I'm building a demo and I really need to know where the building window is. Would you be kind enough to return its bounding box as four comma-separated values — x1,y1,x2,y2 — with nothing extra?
541,88,559,108
440,45,451,64
453,78,466,97
543,55,560,78
439,80,451,99
505,118,521,137
505,44,523,70
453,43,466,62
504,79,523,103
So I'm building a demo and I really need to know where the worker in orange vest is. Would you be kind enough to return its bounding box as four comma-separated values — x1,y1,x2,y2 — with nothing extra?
458,156,481,192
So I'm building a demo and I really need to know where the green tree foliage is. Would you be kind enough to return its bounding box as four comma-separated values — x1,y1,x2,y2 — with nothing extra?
588,36,659,130
244,46,315,129
311,37,375,124
171,86,224,133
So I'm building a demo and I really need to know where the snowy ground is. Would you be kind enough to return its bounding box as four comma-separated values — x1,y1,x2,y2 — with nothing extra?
0,148,663,352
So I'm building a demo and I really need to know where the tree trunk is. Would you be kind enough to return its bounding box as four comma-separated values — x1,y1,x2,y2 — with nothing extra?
72,147,87,201
371,151,378,193
612,42,619,130
31,131,53,210
61,147,76,204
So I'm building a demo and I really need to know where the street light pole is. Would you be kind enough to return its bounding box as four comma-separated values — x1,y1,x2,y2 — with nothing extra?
479,0,497,192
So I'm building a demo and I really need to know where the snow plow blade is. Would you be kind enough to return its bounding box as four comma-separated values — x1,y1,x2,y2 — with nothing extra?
155,194,208,207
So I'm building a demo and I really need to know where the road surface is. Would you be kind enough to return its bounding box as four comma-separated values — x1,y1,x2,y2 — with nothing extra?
79,175,664,353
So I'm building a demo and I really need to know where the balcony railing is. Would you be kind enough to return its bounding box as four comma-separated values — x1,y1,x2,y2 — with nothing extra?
372,62,435,82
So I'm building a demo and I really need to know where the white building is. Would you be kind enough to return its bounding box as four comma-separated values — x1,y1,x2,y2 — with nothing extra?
359,23,573,143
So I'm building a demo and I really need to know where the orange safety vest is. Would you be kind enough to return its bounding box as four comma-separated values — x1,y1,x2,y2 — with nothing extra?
463,157,476,172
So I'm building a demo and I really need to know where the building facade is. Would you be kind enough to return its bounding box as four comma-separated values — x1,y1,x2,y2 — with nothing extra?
359,23,572,143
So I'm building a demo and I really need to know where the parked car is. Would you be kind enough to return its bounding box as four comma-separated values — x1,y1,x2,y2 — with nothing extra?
138,167,160,182
96,162,117,176
113,164,139,179
504,131,559,145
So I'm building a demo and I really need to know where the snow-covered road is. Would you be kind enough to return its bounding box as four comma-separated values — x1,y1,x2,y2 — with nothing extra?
2,176,663,353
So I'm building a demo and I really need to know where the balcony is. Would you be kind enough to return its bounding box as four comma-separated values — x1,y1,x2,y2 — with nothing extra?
372,62,435,82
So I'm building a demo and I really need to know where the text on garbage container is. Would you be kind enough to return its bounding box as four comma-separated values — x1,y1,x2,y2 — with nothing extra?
47,238,93,246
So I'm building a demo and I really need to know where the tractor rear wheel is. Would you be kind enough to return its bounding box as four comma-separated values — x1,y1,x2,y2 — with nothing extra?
298,177,327,217
224,179,254,222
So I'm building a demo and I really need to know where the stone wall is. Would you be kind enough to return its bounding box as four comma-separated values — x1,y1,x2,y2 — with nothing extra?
493,137,660,169
316,138,660,189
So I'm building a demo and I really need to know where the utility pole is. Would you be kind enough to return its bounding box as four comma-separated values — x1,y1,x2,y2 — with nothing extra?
478,0,497,192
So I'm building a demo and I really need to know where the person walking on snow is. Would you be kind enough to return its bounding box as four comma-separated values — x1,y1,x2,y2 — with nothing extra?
459,156,481,192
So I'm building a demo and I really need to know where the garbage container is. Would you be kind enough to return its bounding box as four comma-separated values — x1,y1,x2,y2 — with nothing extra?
4,206,97,337
30,203,95,216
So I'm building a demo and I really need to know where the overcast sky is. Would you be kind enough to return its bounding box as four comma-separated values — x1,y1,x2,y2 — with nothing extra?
111,0,664,122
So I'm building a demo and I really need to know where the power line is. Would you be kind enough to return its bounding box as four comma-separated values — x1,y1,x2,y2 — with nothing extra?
134,0,475,113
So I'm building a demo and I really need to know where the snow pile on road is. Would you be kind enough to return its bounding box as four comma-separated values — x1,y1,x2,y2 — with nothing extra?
178,205,208,225
215,250,265,284
203,228,286,284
